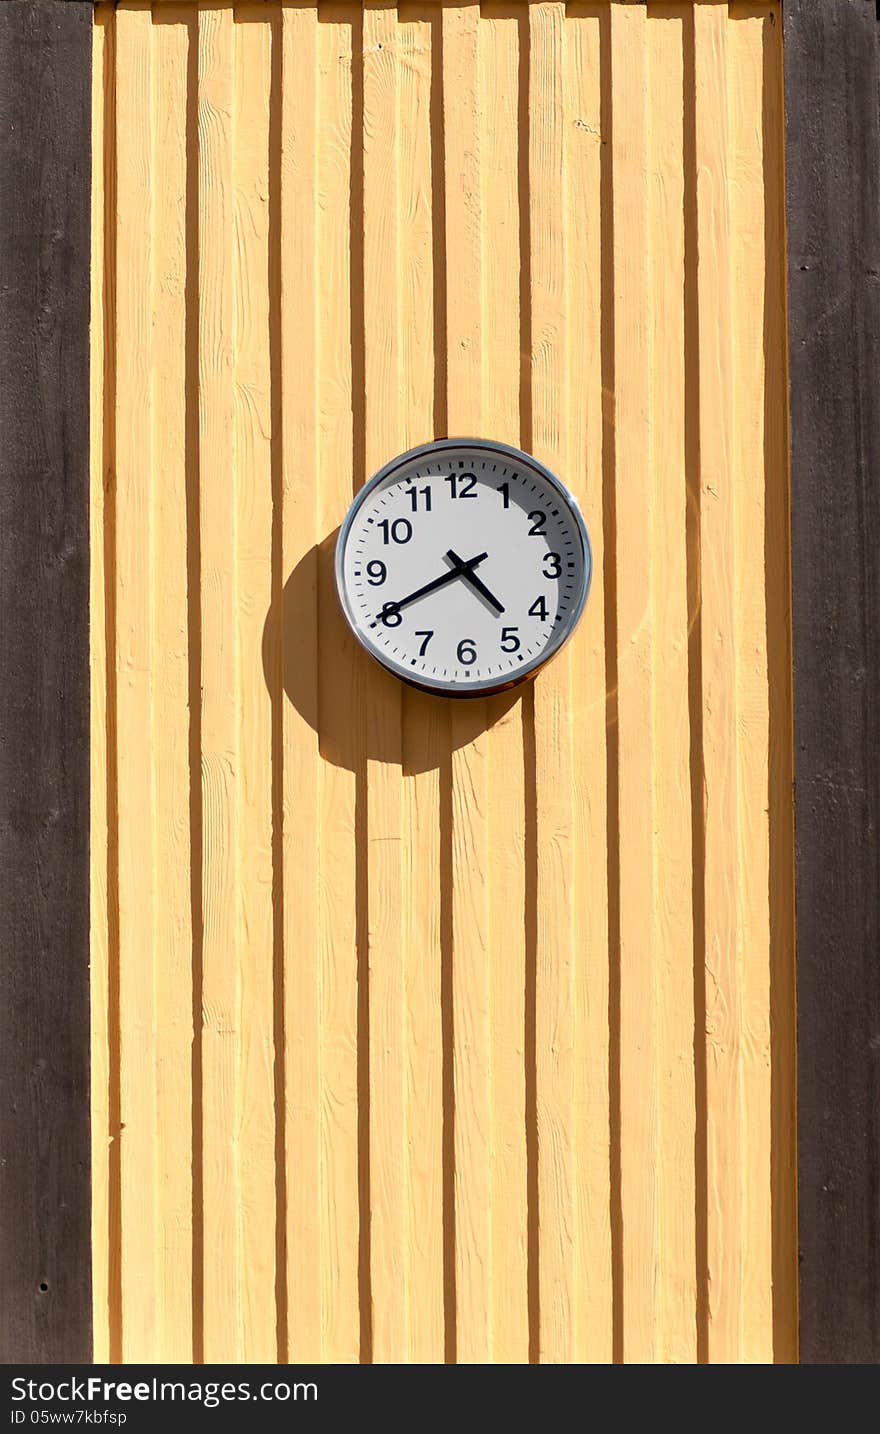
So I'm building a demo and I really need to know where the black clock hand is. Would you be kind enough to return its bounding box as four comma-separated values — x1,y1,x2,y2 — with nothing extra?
446,547,505,615
376,551,489,622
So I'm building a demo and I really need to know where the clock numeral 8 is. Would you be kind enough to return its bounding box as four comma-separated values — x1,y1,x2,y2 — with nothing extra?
379,602,402,627
457,638,477,665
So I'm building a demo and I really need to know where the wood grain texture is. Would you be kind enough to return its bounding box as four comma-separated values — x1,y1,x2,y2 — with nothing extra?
90,1,796,1363
785,0,880,1366
0,0,92,1365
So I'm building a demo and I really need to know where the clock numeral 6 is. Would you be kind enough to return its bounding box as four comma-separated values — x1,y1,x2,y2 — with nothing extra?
379,602,403,627
500,626,520,653
457,638,477,665
543,551,562,578
378,517,412,544
366,559,387,586
415,630,433,657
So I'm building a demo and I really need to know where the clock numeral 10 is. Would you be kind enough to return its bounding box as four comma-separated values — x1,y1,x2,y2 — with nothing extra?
378,517,412,544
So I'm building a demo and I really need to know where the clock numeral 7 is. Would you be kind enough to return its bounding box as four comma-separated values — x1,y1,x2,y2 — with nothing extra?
414,630,433,657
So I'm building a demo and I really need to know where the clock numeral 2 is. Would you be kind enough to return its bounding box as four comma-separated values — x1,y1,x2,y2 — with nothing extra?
445,472,477,500
378,517,412,544
527,510,547,536
415,630,433,657
457,638,477,665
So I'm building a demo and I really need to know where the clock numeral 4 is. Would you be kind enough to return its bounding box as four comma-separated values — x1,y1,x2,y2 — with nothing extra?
445,472,477,500
528,595,548,621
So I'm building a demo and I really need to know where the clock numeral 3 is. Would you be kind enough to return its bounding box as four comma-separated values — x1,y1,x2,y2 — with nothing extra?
528,595,548,621
543,552,562,578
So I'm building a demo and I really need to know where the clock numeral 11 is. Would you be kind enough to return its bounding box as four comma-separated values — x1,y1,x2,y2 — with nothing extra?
406,485,431,512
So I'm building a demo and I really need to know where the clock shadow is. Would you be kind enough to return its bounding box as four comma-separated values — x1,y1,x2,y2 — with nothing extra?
261,528,523,776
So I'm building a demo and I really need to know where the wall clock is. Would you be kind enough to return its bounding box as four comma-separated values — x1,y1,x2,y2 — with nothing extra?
335,439,592,698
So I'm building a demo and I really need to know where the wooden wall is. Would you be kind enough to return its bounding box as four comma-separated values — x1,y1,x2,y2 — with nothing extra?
90,0,796,1363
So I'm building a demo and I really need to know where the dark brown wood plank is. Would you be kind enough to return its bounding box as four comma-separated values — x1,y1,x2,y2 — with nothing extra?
784,0,880,1365
0,0,93,1363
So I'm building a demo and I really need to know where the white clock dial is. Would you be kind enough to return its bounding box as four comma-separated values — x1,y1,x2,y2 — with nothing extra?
335,439,592,697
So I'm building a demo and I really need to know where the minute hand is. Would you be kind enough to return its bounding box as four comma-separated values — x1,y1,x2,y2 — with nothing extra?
377,551,488,620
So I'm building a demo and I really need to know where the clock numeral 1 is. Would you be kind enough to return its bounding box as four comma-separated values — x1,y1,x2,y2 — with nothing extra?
500,625,520,652
378,517,413,544
528,595,548,621
445,471,477,500
406,485,431,512
457,638,477,665
415,630,433,657
497,481,510,509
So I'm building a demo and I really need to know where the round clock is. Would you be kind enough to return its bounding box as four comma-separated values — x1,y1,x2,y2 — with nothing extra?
335,438,592,697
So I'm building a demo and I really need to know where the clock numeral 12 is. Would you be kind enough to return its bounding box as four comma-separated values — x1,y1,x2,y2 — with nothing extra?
445,472,477,500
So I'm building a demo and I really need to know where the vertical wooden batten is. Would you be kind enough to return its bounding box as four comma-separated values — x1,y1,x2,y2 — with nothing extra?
785,0,880,1365
0,0,93,1363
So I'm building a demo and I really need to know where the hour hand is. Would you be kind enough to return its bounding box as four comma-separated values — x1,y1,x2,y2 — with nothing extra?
446,548,505,615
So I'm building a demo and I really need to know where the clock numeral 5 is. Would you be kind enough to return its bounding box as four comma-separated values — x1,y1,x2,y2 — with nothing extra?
457,638,477,665
500,626,520,653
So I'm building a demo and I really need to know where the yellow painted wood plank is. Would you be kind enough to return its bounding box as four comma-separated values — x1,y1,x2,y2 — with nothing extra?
197,1,242,1364
753,1,798,1365
529,0,581,1365
563,0,612,1363
279,0,322,1365
233,5,278,1362
89,1,112,1367
609,0,659,1363
441,2,491,1365
694,0,742,1364
646,0,696,1365
397,2,445,1365
315,6,360,1362
361,0,408,1364
114,0,159,1364
152,4,194,1362
481,1,528,1365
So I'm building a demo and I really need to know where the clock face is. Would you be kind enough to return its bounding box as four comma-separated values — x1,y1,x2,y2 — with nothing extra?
335,439,591,697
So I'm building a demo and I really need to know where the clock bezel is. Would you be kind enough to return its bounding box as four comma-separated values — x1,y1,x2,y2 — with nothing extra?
334,437,592,698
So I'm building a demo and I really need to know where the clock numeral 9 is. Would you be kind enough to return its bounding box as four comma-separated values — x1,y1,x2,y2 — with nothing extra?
500,626,520,653
378,517,412,544
445,472,477,500
457,638,477,665
542,552,562,578
366,559,386,586
527,510,547,536
379,602,402,627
